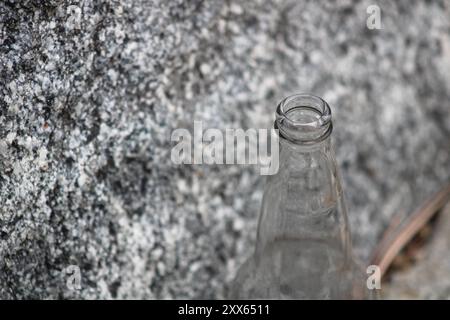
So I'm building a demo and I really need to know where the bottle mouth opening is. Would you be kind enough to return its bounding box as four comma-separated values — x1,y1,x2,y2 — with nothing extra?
275,93,333,145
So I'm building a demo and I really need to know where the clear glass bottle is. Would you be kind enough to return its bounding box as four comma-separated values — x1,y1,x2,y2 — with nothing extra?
230,94,368,299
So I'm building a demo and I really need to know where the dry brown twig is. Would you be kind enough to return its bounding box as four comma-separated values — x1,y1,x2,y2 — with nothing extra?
370,184,450,277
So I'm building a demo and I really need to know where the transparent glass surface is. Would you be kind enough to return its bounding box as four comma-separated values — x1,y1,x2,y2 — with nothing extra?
230,94,369,299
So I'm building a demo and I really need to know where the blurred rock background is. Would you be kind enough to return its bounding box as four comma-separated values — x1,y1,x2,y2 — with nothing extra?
1,0,450,299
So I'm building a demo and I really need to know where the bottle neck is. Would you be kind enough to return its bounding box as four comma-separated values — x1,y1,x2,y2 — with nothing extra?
255,94,351,258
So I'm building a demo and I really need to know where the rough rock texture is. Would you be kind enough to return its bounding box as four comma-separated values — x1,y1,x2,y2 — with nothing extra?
1,0,450,299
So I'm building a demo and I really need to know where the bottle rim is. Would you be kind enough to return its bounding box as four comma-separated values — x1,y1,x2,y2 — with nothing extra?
274,93,333,145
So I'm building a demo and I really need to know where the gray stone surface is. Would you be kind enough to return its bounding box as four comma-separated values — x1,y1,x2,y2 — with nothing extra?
1,0,450,299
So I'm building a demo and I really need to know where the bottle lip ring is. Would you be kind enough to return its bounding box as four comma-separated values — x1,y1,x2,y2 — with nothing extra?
275,93,333,144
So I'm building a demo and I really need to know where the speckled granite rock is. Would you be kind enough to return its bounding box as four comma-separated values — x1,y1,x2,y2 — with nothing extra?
1,0,450,299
